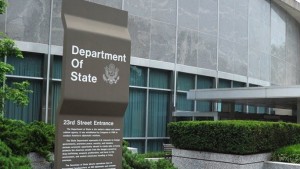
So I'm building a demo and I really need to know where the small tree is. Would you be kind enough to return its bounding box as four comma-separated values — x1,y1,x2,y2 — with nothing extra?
0,0,32,115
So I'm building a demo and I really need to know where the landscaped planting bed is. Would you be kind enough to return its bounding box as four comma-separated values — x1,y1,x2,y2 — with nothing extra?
168,120,300,169
0,117,176,169
0,117,54,168
168,120,300,155
272,144,300,164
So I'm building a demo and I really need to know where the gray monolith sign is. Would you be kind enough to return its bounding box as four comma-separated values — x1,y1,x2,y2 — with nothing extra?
54,0,131,168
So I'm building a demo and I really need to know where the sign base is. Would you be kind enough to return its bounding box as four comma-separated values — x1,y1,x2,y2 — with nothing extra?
56,115,123,169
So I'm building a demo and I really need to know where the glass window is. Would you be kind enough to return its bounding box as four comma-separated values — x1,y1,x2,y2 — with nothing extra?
249,84,259,113
233,81,246,88
176,73,195,111
257,106,267,114
233,81,246,112
249,84,259,87
218,79,231,112
234,104,243,113
130,66,147,87
147,139,169,152
124,88,146,137
218,79,231,88
7,52,43,77
125,140,145,153
248,105,257,113
197,101,211,112
177,72,194,91
50,81,61,124
176,92,194,111
197,75,214,112
149,69,170,89
197,75,214,89
53,55,62,79
5,79,42,123
148,90,170,137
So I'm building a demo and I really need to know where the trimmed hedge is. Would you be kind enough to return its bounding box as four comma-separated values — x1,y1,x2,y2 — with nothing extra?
272,144,300,164
168,120,300,155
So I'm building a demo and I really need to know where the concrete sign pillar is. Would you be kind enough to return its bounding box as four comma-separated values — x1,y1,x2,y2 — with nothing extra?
54,0,131,168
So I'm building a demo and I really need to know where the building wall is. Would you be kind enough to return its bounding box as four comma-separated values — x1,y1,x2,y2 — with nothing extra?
1,0,300,152
1,0,299,85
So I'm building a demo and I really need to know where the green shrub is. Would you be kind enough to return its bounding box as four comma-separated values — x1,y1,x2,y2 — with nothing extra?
9,156,31,169
26,121,55,160
0,117,54,159
0,117,29,155
0,117,54,168
139,152,165,158
0,156,13,169
0,141,13,169
156,159,176,169
122,143,154,169
168,120,300,155
122,141,176,169
272,144,300,164
0,117,176,168
0,141,31,169
0,141,12,157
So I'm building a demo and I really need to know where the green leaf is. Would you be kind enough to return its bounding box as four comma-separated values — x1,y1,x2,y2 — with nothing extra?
0,38,23,59
5,81,32,107
0,0,7,14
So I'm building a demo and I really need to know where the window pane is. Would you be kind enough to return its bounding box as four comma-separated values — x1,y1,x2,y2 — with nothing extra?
233,81,246,112
53,55,62,79
177,73,194,91
50,81,61,124
197,75,214,89
218,79,231,88
218,79,231,112
7,52,43,77
124,88,146,137
233,81,246,88
249,84,259,113
130,66,147,86
258,107,267,114
197,101,211,112
235,104,243,112
149,69,170,89
197,75,214,112
148,90,170,137
176,92,194,111
125,140,145,153
147,140,169,152
248,106,257,113
5,79,42,123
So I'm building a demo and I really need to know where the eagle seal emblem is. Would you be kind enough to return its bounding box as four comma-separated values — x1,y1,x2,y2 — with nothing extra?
103,63,120,84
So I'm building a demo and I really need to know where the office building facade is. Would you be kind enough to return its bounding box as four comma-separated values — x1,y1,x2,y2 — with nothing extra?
1,0,300,152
